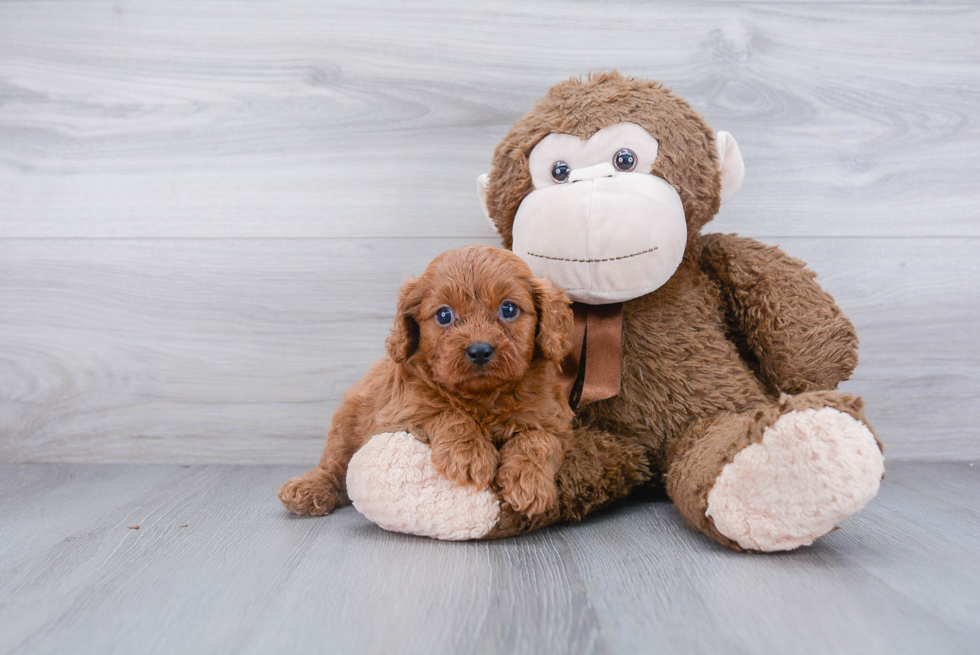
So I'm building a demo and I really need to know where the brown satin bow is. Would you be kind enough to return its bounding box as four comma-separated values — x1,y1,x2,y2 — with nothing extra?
559,302,623,408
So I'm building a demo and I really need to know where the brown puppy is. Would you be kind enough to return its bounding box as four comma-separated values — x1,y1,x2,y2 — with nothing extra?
279,245,574,519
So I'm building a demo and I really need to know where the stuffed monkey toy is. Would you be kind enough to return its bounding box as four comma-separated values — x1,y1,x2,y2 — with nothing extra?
345,72,884,552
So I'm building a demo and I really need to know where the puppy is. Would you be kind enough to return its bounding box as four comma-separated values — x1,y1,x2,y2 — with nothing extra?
279,245,574,519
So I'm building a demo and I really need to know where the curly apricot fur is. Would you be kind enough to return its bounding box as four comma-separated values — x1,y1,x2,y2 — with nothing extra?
279,245,574,520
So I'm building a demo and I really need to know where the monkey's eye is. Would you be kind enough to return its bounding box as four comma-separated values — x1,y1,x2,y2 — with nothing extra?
551,161,571,183
613,148,637,172
435,306,455,326
499,301,519,321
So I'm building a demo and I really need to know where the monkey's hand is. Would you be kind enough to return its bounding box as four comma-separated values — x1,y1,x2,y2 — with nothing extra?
699,233,858,394
346,431,502,540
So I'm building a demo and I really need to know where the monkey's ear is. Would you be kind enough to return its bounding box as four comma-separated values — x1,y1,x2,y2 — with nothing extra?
529,277,573,364
715,131,745,204
477,174,497,232
386,278,423,364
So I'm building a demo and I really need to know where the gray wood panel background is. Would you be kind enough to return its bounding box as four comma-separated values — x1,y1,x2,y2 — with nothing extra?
1,0,978,463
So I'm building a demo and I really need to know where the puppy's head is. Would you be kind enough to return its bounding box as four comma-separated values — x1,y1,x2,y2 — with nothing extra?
386,245,572,394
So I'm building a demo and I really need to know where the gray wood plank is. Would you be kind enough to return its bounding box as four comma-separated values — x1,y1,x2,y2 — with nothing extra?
0,462,976,654
879,460,979,514
830,462,980,638
559,491,978,654
0,1,977,238
1,236,976,464
0,237,451,464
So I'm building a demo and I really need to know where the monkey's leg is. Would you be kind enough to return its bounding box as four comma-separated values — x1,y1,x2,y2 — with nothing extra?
346,425,653,540
666,391,884,552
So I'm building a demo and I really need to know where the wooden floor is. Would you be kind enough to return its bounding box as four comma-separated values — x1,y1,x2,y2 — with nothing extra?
1,461,977,654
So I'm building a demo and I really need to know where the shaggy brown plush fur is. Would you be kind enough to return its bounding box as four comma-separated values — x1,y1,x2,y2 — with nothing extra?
279,245,574,519
475,72,881,547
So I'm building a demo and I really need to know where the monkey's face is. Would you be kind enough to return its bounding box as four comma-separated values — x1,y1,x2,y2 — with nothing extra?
478,75,745,305
510,122,687,304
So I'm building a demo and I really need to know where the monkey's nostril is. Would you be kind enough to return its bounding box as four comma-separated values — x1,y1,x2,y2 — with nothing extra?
465,342,495,366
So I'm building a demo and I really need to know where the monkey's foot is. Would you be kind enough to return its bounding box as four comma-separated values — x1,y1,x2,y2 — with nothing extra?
346,432,500,540
705,407,884,552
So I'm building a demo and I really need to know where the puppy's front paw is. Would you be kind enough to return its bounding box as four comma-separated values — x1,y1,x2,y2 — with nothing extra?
496,462,558,518
278,471,341,516
430,435,499,489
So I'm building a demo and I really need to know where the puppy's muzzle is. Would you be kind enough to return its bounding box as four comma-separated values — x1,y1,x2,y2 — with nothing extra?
465,342,494,366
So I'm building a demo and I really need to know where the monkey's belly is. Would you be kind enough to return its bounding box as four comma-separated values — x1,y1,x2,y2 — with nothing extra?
577,267,771,456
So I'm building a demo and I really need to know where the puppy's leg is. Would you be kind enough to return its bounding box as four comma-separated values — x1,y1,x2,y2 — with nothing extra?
279,396,365,516
278,461,348,517
495,430,564,517
426,411,499,489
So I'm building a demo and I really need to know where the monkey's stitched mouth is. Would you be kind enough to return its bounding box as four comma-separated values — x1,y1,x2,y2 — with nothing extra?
526,247,658,264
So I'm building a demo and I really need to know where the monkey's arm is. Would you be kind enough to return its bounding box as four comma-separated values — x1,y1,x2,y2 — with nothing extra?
699,233,858,394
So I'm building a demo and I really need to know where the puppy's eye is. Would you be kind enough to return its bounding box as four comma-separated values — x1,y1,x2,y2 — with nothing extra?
613,148,637,172
435,306,455,326
499,301,519,321
551,161,570,183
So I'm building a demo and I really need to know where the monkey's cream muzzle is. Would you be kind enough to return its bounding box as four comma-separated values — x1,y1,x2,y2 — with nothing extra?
509,169,687,304
476,122,744,305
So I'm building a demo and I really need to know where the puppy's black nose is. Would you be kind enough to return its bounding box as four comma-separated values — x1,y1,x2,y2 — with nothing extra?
466,342,494,366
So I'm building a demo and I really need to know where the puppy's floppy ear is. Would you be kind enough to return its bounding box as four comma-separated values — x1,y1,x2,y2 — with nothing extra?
386,277,424,364
528,277,573,364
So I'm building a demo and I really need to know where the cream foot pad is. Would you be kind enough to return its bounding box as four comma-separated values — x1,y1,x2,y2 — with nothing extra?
706,408,884,552
346,432,500,540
